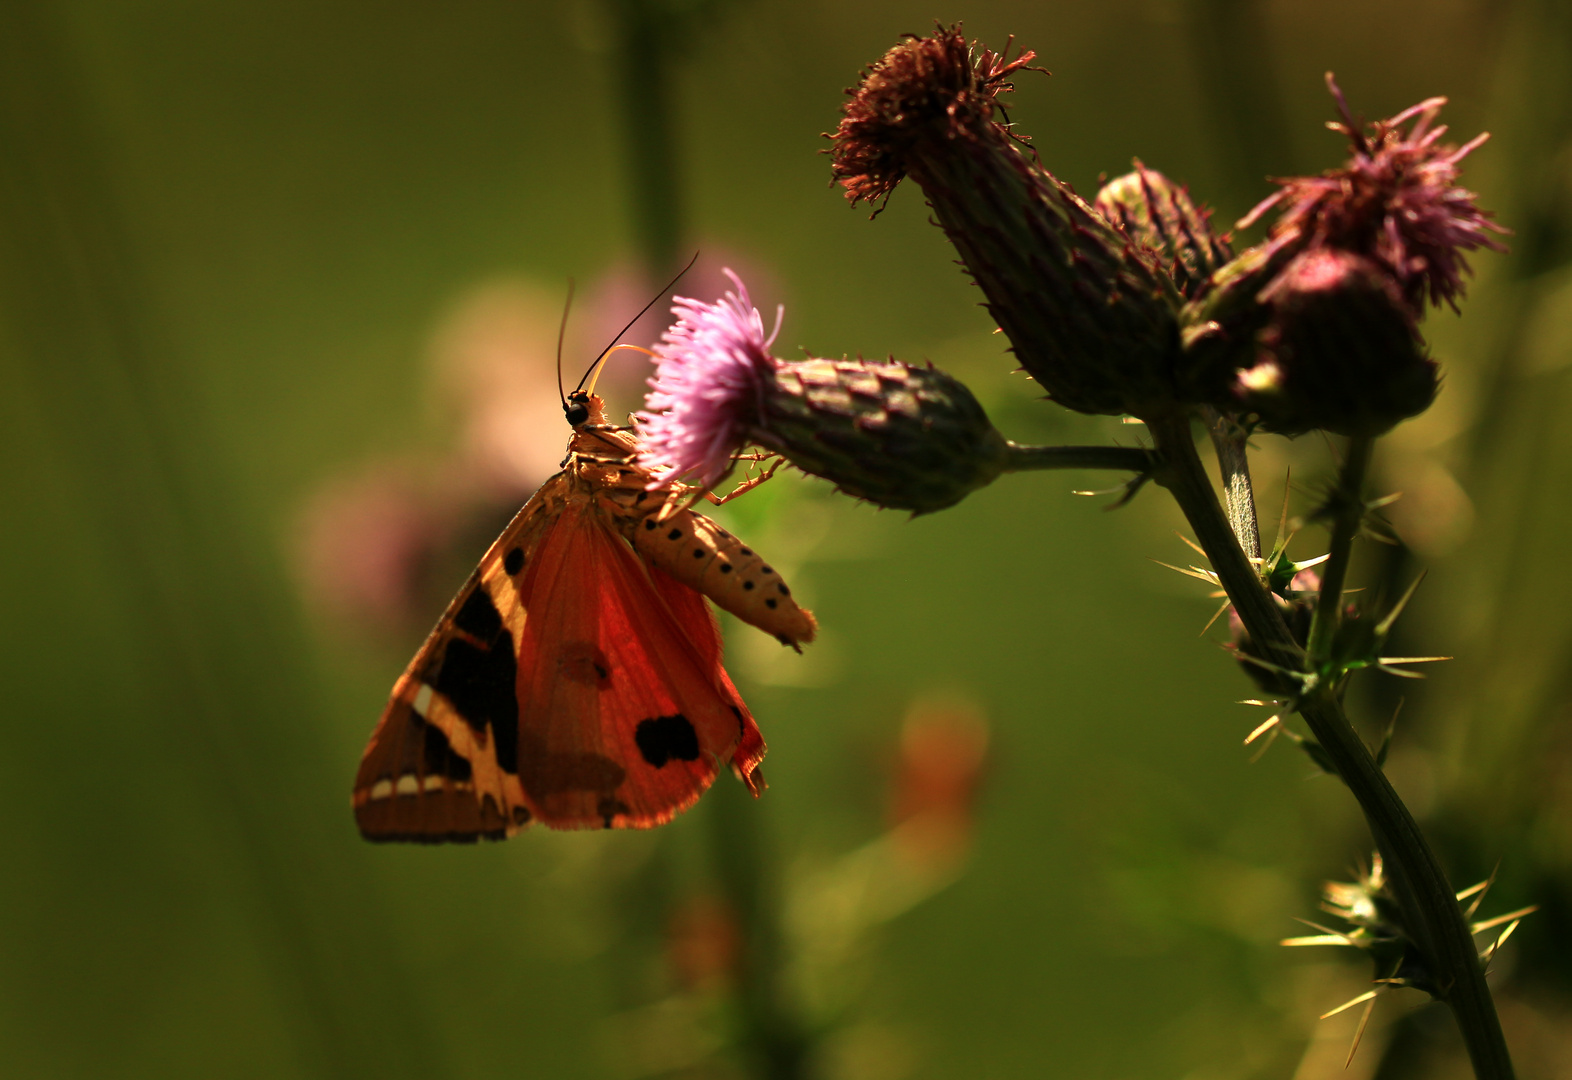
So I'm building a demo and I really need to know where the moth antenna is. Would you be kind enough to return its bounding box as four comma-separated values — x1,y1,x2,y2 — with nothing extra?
556,278,577,411
573,251,701,395
584,344,659,398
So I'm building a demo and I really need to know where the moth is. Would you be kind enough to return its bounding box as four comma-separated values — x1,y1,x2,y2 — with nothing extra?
353,385,816,840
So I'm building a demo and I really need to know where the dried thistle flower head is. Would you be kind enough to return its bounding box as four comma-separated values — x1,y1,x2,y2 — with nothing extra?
1181,78,1499,434
1243,74,1509,314
636,271,1010,512
827,25,1184,419
828,24,1040,210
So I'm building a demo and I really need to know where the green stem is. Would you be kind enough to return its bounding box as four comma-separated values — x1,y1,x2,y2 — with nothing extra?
1306,436,1374,666
706,780,810,1080
1146,410,1514,1080
610,0,684,277
1001,442,1158,474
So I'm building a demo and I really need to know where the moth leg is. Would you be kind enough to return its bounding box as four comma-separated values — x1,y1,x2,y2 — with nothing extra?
707,454,783,506
655,484,711,523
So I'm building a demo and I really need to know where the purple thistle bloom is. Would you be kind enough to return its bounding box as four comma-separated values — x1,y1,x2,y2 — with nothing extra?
637,270,781,488
1241,74,1509,313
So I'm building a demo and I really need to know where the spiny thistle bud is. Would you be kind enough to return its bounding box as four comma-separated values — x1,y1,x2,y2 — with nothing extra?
1177,242,1290,400
827,25,1184,419
1235,249,1437,436
1093,161,1233,301
1182,76,1502,436
1284,855,1438,997
760,356,1008,513
637,271,1009,513
1287,856,1537,1015
1229,567,1322,695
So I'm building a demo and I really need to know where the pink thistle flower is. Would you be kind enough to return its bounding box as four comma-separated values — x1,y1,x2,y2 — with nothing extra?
1241,74,1509,313
637,269,781,487
637,269,1011,511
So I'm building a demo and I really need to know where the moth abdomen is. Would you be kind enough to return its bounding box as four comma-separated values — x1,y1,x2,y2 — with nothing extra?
632,508,816,648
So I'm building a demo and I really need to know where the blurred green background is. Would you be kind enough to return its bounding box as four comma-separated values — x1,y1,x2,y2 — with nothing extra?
4,1,1570,1077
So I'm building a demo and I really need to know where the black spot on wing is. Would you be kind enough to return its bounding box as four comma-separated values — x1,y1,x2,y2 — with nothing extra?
481,794,503,821
433,587,520,773
503,546,525,575
634,714,700,767
454,586,504,640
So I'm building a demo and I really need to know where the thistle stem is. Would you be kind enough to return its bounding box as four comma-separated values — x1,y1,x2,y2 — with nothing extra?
1306,436,1374,665
1200,407,1261,562
1001,442,1158,474
1146,410,1514,1080
609,0,683,277
706,780,810,1080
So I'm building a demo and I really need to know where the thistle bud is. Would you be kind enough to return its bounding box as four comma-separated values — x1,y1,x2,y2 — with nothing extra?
1234,249,1437,436
1284,855,1437,998
1181,78,1504,436
758,357,1008,513
1176,242,1289,402
1229,567,1320,696
1093,161,1233,301
638,271,1009,513
1180,239,1435,438
827,26,1183,418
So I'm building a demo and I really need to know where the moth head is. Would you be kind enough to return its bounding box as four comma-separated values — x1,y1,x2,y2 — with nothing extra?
564,390,592,427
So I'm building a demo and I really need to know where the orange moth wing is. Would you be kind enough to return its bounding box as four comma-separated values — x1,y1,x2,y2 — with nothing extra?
353,393,789,841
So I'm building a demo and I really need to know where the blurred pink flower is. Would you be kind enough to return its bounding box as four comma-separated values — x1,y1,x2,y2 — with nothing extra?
297,465,454,628
298,279,568,632
430,280,583,497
